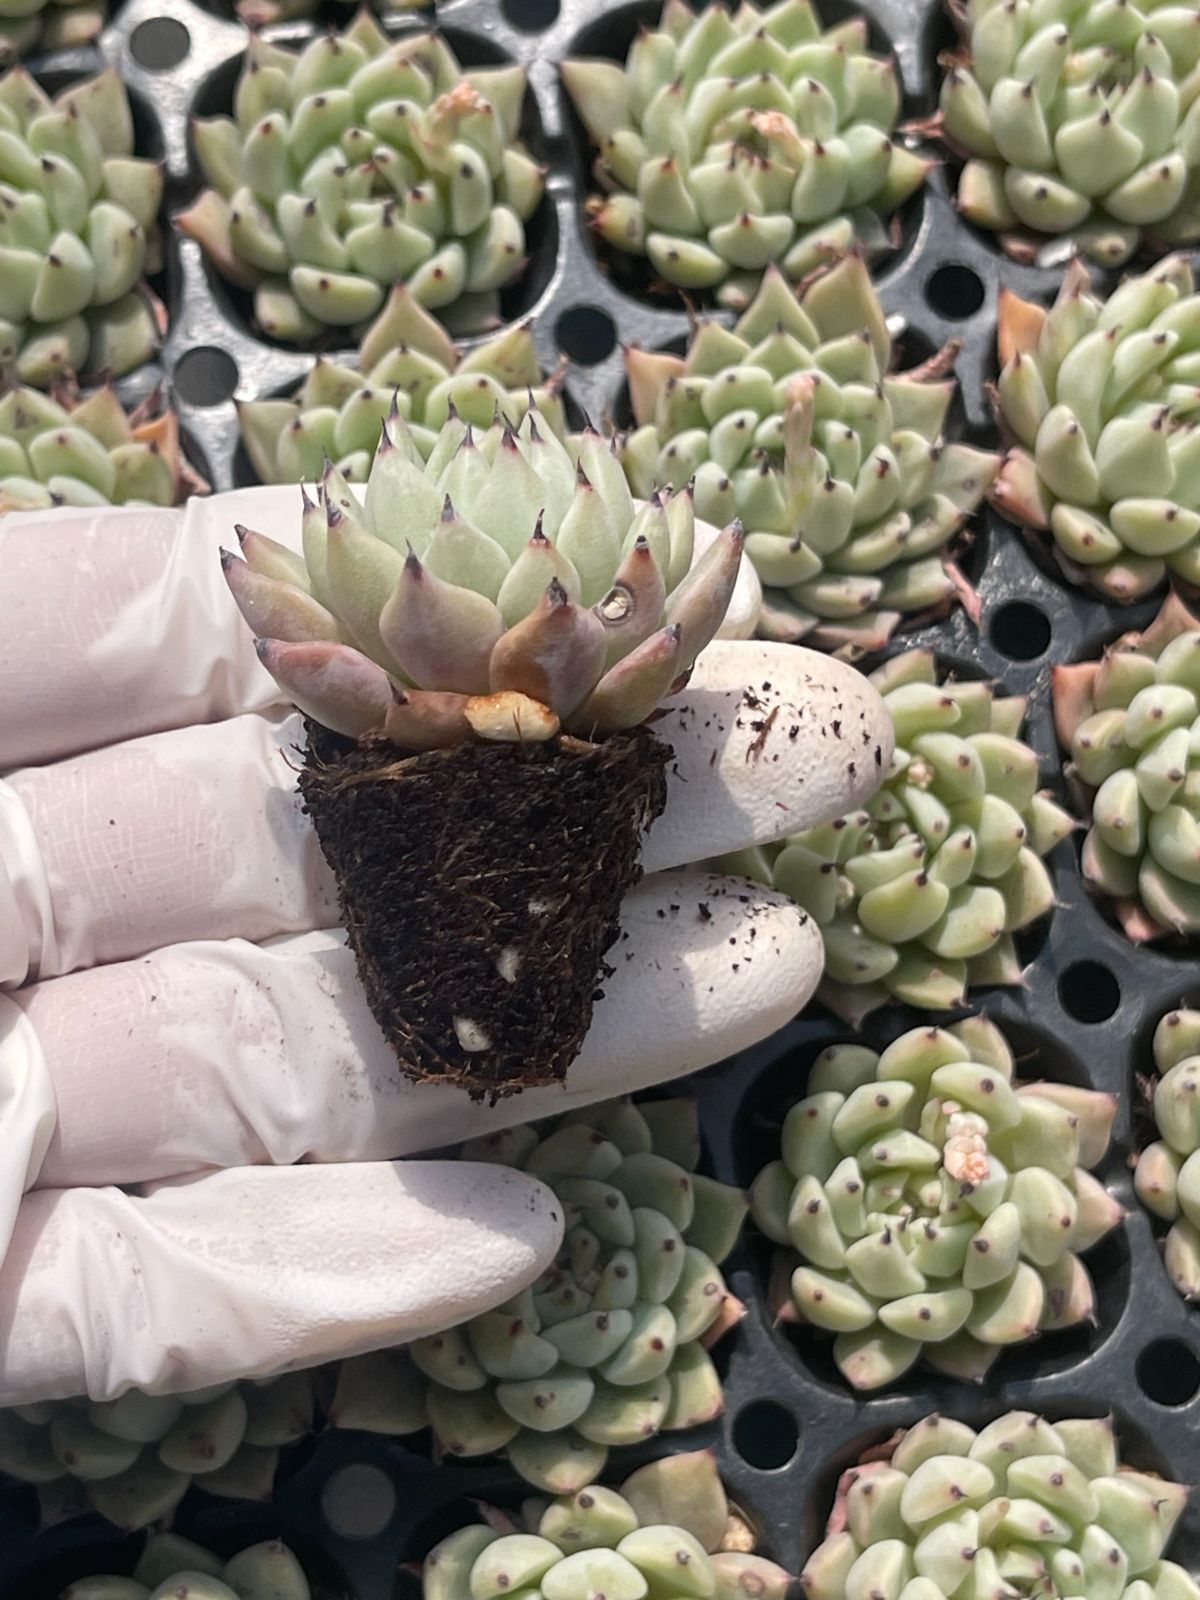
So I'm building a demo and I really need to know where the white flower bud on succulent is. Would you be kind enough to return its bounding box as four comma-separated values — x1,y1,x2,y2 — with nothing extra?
624,258,1000,651
183,17,545,339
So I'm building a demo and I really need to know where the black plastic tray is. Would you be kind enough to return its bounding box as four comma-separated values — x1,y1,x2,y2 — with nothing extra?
5,0,1200,1591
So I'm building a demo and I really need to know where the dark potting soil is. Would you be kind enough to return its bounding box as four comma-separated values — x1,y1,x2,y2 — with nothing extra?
299,721,671,1100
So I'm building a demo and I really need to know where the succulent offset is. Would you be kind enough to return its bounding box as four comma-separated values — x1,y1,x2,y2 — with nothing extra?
623,256,1000,653
0,381,196,512
802,1409,1199,1599
938,0,1200,266
1055,592,1200,941
991,254,1200,603
0,66,162,385
332,1098,747,1492
183,15,545,340
751,1016,1121,1390
230,397,746,748
562,0,929,307
724,649,1073,1020
422,1448,793,1600
0,1372,314,1531
240,282,565,484
1136,1005,1200,1299
0,0,103,57
63,1534,311,1599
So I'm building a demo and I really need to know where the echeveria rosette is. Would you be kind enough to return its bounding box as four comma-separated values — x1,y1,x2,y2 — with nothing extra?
228,398,749,750
938,0,1200,267
0,1372,316,1532
240,282,565,484
0,67,163,386
622,255,1001,655
802,1410,1199,1599
1055,592,1200,941
1136,1006,1200,1300
724,649,1073,1021
333,1098,747,1493
990,255,1200,604
0,0,104,59
750,1017,1122,1391
0,380,200,513
561,0,930,310
64,1534,312,1599
423,1449,794,1600
182,15,545,341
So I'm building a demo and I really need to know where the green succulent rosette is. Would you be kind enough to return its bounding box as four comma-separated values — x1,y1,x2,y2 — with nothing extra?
0,380,199,512
1055,591,1200,941
329,1098,748,1493
0,67,163,386
183,15,545,341
561,0,930,309
63,1534,312,1599
622,255,1000,654
0,0,104,59
939,0,1200,266
0,1372,315,1531
802,1410,1199,1599
723,649,1073,1021
239,0,424,23
239,282,564,484
751,1016,1122,1391
1136,1006,1200,1299
422,1449,793,1600
990,254,1200,604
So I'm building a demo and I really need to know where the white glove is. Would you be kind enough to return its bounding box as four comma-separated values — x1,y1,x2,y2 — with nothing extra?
0,489,891,1405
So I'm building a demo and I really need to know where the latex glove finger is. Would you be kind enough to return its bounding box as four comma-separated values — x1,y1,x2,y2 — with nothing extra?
19,870,815,1192
1,643,888,985
0,1158,562,1404
0,489,760,771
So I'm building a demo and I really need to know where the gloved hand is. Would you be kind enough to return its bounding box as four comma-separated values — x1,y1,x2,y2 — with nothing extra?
0,487,890,1407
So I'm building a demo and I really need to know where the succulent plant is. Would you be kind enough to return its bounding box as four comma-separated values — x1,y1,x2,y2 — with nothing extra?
0,67,163,386
990,254,1200,604
422,1448,793,1600
750,1016,1122,1390
802,1409,1199,1599
1136,1005,1200,1300
182,15,545,341
724,649,1073,1020
331,1097,747,1492
623,256,1001,654
936,0,1200,266
561,0,930,308
1055,591,1200,941
239,0,420,23
0,380,199,512
63,1534,312,1599
239,282,564,485
0,1372,314,1531
0,0,104,58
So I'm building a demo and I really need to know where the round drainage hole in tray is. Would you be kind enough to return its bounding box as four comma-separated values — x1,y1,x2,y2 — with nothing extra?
732,1401,800,1470
1137,1339,1200,1407
1057,960,1121,1024
925,262,986,320
989,600,1052,662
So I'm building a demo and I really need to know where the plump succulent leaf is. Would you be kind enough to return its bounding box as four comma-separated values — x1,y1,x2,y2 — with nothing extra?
562,0,930,308
0,1375,313,1530
233,399,750,745
803,1409,1199,1600
727,649,1072,1018
624,258,999,652
181,21,544,338
752,1018,1121,1389
62,1534,312,1598
940,0,1200,266
0,0,104,57
333,1099,747,1490
240,283,565,484
1056,592,1200,941
0,380,198,512
0,66,161,384
1136,1005,1200,1301
991,255,1200,603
